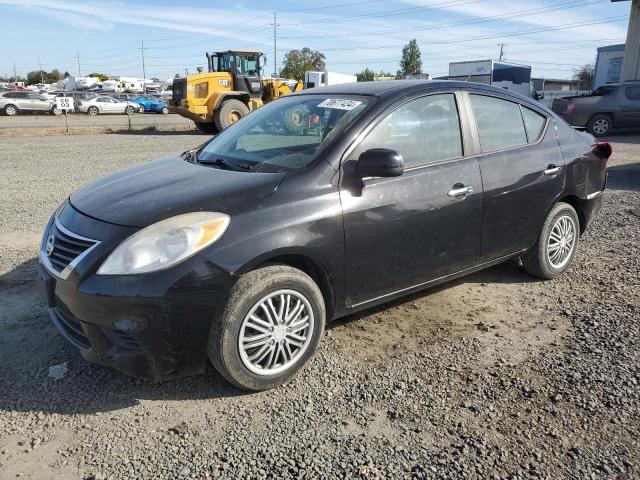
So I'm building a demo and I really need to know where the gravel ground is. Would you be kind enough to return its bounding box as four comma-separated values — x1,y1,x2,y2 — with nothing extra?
0,132,638,479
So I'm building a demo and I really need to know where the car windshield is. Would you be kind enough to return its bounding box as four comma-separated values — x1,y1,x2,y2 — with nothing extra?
197,95,371,172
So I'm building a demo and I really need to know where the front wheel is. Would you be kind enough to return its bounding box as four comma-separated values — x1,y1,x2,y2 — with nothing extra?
125,105,135,115
51,107,63,116
208,265,325,391
587,114,612,136
521,202,580,279
214,99,249,131
87,106,99,116
161,106,169,115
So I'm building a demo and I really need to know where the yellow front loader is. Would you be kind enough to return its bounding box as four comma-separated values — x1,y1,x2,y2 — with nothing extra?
169,50,303,134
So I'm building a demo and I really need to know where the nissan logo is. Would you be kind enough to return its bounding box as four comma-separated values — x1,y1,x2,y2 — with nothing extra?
45,234,55,257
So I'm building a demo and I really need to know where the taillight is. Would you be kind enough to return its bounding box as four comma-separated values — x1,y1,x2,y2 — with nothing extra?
592,142,612,162
567,103,575,114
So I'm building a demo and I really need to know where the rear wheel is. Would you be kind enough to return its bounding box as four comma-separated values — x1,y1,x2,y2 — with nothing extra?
194,121,219,135
4,104,18,116
208,265,325,391
521,202,580,279
161,106,169,115
87,106,99,116
587,114,612,136
51,107,63,116
214,99,249,131
125,105,135,115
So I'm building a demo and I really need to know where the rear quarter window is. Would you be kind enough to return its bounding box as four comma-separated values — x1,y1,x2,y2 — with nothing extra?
521,106,547,143
624,86,640,100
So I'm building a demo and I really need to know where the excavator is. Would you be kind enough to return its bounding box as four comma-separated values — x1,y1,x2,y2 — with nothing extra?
169,50,303,134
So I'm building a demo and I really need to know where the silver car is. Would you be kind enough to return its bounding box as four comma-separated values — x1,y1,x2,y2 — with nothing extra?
77,96,139,115
0,91,61,116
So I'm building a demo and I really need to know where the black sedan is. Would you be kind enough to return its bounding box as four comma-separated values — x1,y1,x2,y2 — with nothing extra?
38,81,609,391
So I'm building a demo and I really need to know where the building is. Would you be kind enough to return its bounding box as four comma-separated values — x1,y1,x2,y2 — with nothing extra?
593,44,625,89
532,78,583,92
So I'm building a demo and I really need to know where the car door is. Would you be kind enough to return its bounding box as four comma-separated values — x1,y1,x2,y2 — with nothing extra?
341,92,483,308
28,94,50,112
465,92,565,261
15,92,32,110
617,85,640,127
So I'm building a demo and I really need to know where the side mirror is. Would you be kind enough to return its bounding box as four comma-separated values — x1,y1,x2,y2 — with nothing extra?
356,148,404,178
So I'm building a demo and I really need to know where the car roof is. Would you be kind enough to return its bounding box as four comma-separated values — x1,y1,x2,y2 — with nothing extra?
293,79,520,98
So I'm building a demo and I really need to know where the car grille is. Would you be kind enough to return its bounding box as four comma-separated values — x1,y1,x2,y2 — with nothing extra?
50,307,91,350
44,221,98,276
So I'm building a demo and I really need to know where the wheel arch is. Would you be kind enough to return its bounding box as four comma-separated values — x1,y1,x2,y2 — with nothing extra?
211,92,251,111
588,111,615,127
236,250,336,322
554,195,588,234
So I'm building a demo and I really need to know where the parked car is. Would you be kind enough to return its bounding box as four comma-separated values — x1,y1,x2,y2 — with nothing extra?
551,81,640,136
131,95,169,114
38,81,609,391
77,96,138,115
0,91,61,115
53,91,96,111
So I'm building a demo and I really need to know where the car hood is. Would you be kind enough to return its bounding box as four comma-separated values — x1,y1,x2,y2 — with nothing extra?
70,156,285,228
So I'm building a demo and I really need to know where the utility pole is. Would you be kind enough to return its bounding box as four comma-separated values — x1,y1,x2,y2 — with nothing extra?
38,60,44,83
269,12,280,78
139,41,146,79
13,62,17,83
76,51,81,76
498,43,507,61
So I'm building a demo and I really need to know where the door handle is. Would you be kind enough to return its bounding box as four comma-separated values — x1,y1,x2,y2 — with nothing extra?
447,184,474,198
544,165,561,176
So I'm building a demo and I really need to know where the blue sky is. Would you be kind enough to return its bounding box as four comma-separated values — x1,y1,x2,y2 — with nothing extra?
0,0,632,81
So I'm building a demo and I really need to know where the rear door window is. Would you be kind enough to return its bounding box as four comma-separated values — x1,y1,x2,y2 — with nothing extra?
521,106,547,143
470,94,527,152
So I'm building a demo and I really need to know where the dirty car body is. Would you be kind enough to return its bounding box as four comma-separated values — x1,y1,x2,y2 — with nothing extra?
38,81,609,386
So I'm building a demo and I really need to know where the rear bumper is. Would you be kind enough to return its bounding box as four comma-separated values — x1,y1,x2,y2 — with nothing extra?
37,205,237,381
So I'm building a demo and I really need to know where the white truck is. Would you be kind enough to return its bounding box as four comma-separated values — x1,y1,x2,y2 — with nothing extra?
448,60,538,98
304,71,357,89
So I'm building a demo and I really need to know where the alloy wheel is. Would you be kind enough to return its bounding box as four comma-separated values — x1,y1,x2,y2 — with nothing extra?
238,289,314,376
592,118,609,135
547,215,576,269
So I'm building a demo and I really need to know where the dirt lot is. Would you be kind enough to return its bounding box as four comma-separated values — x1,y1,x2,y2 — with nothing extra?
0,132,638,479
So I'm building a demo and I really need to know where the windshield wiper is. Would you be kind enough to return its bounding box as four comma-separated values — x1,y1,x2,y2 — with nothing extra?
198,157,254,171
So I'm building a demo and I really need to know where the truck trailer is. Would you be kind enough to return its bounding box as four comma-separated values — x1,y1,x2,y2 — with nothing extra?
448,60,535,98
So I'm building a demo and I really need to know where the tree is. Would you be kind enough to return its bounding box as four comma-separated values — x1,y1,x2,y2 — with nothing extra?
399,39,422,76
356,68,376,82
88,72,109,81
573,63,594,88
25,68,65,85
280,47,326,81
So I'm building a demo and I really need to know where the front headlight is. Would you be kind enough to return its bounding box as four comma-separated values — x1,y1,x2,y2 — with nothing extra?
97,212,230,275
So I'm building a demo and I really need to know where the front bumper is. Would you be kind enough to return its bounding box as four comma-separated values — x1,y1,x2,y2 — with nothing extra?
38,203,236,381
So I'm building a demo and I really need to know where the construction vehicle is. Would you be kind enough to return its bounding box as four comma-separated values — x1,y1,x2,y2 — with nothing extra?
169,50,303,134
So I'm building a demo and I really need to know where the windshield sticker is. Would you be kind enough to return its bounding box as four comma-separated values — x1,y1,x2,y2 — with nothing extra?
317,98,362,110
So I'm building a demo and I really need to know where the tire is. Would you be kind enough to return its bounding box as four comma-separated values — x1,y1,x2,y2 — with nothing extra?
283,105,309,134
51,107,62,116
208,265,326,391
87,106,99,116
521,202,580,280
125,105,135,115
214,99,249,131
4,104,18,116
587,114,612,136
194,121,220,135
161,106,169,115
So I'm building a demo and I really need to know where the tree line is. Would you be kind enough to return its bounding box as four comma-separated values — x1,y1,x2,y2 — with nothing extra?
280,39,423,81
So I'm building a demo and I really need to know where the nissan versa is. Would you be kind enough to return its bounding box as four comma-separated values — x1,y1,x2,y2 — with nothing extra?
38,81,609,391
